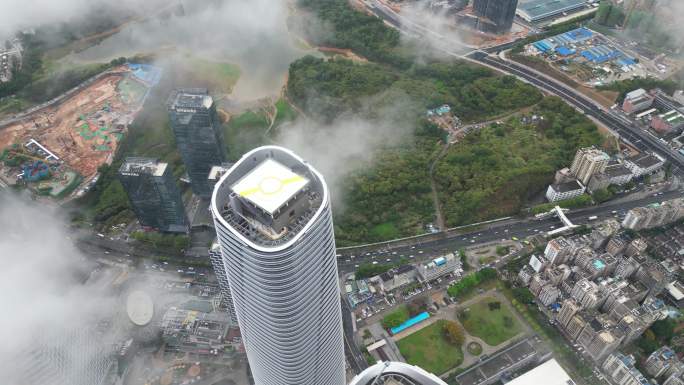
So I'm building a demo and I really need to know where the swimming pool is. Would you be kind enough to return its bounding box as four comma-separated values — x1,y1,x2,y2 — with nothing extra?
390,312,430,335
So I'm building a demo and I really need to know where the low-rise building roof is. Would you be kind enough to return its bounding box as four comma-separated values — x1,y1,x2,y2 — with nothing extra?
551,180,584,193
517,0,586,22
627,153,663,169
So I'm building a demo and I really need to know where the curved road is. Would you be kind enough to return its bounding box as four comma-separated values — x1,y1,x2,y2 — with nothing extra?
363,0,684,177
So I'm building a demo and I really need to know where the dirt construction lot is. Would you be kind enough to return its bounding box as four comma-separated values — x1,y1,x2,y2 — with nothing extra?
0,66,151,180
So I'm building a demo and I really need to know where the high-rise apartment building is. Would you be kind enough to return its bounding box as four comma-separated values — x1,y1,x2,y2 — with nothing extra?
529,274,548,296
167,88,226,198
603,353,654,385
472,0,519,34
544,265,570,286
616,313,648,346
538,285,560,306
606,235,630,257
210,146,345,385
119,157,187,233
570,147,610,185
544,236,573,265
584,329,622,362
625,238,648,257
572,279,600,309
557,299,581,328
565,311,595,341
623,198,684,230
645,346,679,378
665,369,684,385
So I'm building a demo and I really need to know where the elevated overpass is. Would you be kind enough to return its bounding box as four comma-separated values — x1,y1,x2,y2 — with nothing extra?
546,206,578,236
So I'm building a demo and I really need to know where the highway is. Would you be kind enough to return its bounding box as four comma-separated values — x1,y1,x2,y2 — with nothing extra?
362,0,684,178
336,186,683,272
469,53,684,176
75,181,681,276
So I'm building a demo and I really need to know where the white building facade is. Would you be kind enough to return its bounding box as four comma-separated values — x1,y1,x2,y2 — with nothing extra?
210,146,345,385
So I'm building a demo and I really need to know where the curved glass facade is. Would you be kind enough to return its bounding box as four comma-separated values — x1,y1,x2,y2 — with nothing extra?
211,146,345,385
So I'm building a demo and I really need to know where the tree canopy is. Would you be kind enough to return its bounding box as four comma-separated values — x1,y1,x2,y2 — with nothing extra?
297,0,409,68
443,320,465,346
286,56,558,244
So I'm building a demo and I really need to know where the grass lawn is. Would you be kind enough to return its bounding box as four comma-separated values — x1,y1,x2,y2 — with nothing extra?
397,320,463,375
381,305,410,329
458,296,521,346
273,98,298,126
223,110,271,162
478,256,495,265
452,279,498,303
181,55,241,93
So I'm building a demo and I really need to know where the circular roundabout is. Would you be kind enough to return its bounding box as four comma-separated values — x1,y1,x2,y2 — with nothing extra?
467,341,483,356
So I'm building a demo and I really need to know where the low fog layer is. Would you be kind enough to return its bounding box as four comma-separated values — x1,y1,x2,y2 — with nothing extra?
397,1,470,58
0,193,122,385
69,0,312,101
0,0,169,38
275,91,420,208
660,0,684,50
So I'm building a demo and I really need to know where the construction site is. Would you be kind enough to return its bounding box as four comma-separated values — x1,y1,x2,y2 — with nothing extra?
0,63,161,199
523,26,681,87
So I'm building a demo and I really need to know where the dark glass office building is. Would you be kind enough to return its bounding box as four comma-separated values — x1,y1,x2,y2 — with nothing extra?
167,88,226,198
119,157,188,233
473,0,519,34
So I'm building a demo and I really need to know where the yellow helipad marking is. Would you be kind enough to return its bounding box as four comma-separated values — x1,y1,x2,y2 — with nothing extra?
237,175,305,197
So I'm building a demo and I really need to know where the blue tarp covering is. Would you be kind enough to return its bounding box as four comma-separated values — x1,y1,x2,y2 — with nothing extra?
618,58,636,66
555,28,592,45
533,42,548,52
533,40,555,53
390,312,430,335
533,27,592,54
564,27,593,42
128,63,163,86
581,45,623,63
555,46,575,56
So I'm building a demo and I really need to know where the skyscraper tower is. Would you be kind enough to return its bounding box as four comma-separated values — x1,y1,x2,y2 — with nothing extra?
119,157,188,233
208,242,237,324
167,88,226,198
473,0,519,34
210,146,345,385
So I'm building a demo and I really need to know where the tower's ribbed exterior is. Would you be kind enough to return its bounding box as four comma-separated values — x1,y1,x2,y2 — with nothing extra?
210,146,345,385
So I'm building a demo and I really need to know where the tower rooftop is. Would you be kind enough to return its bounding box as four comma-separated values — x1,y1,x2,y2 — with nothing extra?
212,146,325,248
231,159,310,215
119,157,167,177
167,88,213,110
